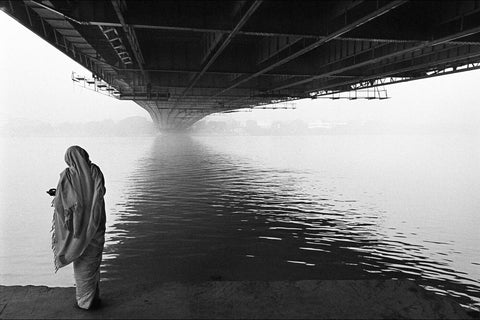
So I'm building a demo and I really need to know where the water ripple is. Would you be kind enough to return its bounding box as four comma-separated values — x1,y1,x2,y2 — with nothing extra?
103,135,480,311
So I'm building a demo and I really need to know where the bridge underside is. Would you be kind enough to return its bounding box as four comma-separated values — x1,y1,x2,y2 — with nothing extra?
135,101,213,131
3,0,480,130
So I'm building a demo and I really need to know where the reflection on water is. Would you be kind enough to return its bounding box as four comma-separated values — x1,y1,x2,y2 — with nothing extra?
103,135,480,311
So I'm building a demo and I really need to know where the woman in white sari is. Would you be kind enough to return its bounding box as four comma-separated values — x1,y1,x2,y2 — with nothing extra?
51,146,106,310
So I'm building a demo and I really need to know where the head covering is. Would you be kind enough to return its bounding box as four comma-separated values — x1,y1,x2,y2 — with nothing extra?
52,146,106,271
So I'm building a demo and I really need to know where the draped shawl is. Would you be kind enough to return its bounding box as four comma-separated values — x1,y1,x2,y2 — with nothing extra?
51,146,106,272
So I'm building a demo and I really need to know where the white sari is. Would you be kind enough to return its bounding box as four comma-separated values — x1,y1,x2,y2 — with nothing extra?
52,146,106,309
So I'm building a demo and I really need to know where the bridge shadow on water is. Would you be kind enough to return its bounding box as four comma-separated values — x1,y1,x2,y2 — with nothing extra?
101,134,479,311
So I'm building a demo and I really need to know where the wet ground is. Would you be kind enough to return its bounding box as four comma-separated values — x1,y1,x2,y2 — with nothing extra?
0,280,476,319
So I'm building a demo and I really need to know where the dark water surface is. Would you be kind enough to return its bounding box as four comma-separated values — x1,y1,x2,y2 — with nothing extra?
1,134,479,310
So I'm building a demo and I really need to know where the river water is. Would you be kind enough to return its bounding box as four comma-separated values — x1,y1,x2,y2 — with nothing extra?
0,134,479,310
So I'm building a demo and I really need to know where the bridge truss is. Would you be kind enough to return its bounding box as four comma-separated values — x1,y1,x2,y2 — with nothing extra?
2,0,480,129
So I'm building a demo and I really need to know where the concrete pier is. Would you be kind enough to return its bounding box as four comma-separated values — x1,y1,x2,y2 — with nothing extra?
0,280,475,319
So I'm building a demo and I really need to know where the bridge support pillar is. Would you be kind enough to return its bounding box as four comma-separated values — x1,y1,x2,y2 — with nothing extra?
135,101,210,132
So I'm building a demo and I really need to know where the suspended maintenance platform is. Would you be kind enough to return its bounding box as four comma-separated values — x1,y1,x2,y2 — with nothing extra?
2,0,480,130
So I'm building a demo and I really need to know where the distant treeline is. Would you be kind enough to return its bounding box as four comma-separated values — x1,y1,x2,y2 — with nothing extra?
190,119,480,135
0,116,156,137
3,117,478,137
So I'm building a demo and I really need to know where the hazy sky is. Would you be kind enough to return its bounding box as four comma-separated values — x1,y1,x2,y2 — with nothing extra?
1,10,480,128
0,11,147,125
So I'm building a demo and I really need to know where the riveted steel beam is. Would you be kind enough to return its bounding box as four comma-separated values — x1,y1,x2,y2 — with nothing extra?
309,49,480,94
111,0,149,86
208,0,407,99
270,24,480,93
176,1,262,101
